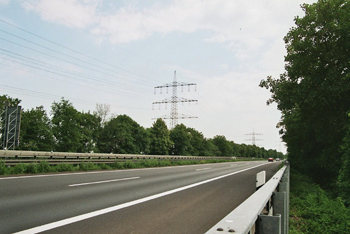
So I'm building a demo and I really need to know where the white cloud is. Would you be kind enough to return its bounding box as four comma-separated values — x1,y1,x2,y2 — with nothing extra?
0,0,10,5
22,0,308,46
23,0,99,28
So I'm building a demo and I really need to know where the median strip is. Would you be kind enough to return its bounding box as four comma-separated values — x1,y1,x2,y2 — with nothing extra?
69,177,140,187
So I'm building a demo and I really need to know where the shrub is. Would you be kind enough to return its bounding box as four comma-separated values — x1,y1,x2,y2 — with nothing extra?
37,161,51,173
56,163,75,172
0,161,8,175
98,163,111,170
12,164,27,174
290,170,350,234
25,163,38,174
79,163,99,171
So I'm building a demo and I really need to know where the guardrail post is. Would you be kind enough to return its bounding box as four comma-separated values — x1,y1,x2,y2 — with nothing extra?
257,214,281,234
279,165,289,234
273,187,288,234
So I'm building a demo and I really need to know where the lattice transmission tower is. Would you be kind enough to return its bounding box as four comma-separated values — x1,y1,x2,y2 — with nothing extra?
153,71,198,129
245,129,263,146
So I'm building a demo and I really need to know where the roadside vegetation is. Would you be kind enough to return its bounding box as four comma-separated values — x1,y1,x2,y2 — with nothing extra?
0,95,283,160
259,0,350,232
290,169,350,234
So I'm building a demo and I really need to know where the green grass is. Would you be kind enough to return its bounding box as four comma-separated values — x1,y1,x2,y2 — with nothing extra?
289,170,350,234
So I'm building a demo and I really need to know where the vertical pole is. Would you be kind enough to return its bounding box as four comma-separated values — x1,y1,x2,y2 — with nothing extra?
258,214,281,234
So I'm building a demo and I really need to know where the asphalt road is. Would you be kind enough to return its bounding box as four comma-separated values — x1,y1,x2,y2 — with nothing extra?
0,161,281,234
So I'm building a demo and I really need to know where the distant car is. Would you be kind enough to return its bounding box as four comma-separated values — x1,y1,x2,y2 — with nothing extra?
268,158,274,162
276,158,280,161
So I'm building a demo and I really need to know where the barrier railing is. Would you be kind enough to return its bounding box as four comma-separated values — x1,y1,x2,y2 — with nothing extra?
0,150,237,165
206,163,290,234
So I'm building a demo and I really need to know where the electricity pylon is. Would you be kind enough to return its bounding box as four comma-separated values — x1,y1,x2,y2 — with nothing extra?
153,71,198,129
245,129,263,145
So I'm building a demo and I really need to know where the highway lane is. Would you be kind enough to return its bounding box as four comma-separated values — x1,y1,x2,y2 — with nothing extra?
0,161,281,234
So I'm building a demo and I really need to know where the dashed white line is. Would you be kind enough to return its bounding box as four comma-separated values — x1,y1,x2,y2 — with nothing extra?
69,177,140,187
196,168,211,171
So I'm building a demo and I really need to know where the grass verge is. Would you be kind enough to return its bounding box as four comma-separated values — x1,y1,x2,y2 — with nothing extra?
289,169,350,234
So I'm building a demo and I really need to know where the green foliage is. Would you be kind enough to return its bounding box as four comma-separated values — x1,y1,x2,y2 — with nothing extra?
0,94,21,111
290,170,350,234
12,163,27,174
56,163,75,172
98,163,111,170
212,135,232,156
260,0,350,186
51,98,82,152
337,119,350,206
0,161,8,175
79,163,100,171
37,161,51,173
77,111,101,153
170,124,191,155
19,106,54,151
149,118,173,155
97,115,149,154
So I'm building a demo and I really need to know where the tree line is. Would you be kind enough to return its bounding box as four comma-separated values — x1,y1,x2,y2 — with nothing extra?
0,95,283,159
260,0,350,205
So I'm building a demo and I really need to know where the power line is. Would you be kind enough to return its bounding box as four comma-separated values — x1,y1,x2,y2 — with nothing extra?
245,129,263,146
0,18,161,85
153,71,198,129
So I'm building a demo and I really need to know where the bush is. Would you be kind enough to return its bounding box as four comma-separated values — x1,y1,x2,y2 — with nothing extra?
98,163,111,170
290,170,350,234
12,164,27,174
25,163,38,174
56,163,75,172
79,163,99,171
123,161,137,169
0,161,8,175
37,161,51,173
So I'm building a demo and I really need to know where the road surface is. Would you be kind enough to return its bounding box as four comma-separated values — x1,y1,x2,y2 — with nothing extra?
0,161,280,234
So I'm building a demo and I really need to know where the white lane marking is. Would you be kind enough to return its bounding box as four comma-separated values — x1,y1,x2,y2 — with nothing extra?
196,168,211,171
69,177,140,187
14,163,268,234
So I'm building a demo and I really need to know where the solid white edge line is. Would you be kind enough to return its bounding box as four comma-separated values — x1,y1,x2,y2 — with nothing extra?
14,162,268,234
69,177,140,187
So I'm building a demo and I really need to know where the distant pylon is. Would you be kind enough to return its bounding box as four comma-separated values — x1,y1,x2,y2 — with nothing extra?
245,129,263,145
153,71,198,129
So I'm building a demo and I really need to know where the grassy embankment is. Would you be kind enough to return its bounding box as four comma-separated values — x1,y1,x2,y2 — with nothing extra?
289,170,350,234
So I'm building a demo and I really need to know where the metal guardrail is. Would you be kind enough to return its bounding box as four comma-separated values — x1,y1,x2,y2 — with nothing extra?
206,163,290,234
0,150,235,165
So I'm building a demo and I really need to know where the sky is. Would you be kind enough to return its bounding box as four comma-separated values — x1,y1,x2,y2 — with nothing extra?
0,0,318,154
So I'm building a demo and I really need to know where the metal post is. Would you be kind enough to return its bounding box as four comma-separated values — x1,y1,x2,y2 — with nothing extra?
273,191,287,234
258,214,281,234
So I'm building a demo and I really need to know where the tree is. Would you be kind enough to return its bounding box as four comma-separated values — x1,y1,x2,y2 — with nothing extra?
97,115,149,154
212,135,232,156
187,128,207,156
0,95,21,111
149,118,172,155
260,0,350,186
51,98,82,152
19,106,53,151
94,103,110,127
170,124,191,155
78,111,101,153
